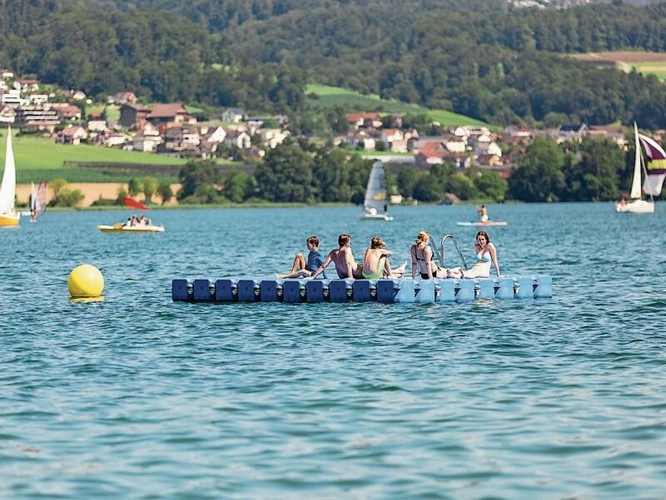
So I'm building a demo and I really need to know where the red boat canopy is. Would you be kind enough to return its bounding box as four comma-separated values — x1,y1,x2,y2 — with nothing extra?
123,197,149,210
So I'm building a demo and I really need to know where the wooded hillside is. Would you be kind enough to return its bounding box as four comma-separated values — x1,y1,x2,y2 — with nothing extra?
2,0,666,128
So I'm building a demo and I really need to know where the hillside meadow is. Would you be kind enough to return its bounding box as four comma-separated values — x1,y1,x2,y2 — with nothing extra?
1,132,187,184
570,51,666,81
306,84,491,127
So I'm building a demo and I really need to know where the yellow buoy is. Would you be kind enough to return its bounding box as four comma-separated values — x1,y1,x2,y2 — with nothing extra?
68,264,104,298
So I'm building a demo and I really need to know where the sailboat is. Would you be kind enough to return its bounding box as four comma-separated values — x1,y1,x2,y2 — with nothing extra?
616,123,666,214
361,160,393,221
0,126,20,227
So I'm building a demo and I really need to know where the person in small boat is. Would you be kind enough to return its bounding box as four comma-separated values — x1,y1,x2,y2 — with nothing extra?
277,235,325,279
124,214,138,227
361,237,406,279
410,231,446,279
478,205,489,223
446,230,500,278
311,233,363,279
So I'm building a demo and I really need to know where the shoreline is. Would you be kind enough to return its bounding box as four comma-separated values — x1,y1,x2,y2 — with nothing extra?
16,183,180,208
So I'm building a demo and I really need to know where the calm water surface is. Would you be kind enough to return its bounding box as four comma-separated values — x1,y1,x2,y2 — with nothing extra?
1,203,665,499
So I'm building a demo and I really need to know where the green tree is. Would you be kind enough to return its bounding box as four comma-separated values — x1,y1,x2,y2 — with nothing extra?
567,137,623,201
474,170,508,202
508,137,566,202
254,140,315,203
128,178,142,197
222,169,252,203
311,148,354,203
397,168,420,199
177,160,219,201
157,182,173,206
142,176,158,203
47,179,84,207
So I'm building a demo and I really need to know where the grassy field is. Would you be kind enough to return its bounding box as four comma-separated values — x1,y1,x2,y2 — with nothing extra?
1,132,187,183
570,51,666,81
306,84,490,127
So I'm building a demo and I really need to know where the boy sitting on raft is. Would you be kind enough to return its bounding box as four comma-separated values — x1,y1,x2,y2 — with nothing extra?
277,235,325,279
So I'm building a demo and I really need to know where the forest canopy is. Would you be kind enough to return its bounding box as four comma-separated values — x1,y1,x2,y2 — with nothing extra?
2,1,666,127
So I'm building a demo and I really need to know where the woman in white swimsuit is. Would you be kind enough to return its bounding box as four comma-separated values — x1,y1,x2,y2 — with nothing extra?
447,230,500,278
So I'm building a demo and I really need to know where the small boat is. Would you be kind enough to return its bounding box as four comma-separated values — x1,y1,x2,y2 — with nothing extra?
97,197,164,233
615,122,666,214
0,126,20,227
361,160,393,221
98,223,165,233
456,221,508,227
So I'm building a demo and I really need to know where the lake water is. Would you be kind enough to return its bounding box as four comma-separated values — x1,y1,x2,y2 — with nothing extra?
1,203,665,499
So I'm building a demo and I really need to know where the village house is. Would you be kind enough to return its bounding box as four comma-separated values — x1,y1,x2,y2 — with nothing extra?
221,108,247,123
108,91,137,105
52,103,82,122
414,141,472,168
119,102,151,129
224,129,252,150
379,128,407,152
55,125,88,145
132,133,162,152
343,130,376,150
146,102,193,128
0,105,16,123
441,133,467,153
588,124,628,147
28,94,48,106
197,139,219,159
553,123,588,143
15,79,39,93
14,105,60,132
200,125,227,144
104,132,129,148
0,89,23,107
255,127,289,149
57,89,87,101
87,120,108,132
346,112,382,130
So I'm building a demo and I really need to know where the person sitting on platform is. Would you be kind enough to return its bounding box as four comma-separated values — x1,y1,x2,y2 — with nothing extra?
410,231,446,279
362,236,406,279
446,230,500,278
310,233,363,279
276,235,325,279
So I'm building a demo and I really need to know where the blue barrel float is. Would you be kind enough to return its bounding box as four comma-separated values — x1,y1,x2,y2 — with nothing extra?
172,276,552,304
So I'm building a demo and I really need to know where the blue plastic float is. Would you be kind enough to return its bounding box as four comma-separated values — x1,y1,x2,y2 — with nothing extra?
172,276,552,304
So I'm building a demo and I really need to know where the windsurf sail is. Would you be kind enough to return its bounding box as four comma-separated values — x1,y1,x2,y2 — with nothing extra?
30,180,47,220
123,197,149,210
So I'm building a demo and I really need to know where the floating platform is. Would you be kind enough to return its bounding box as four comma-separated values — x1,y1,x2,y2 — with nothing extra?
171,276,552,304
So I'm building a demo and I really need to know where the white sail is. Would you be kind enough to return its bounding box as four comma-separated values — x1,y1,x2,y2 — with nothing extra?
0,126,17,215
630,122,642,200
361,160,392,221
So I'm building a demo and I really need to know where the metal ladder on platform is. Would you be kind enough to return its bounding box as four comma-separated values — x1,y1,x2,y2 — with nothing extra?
431,234,468,271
